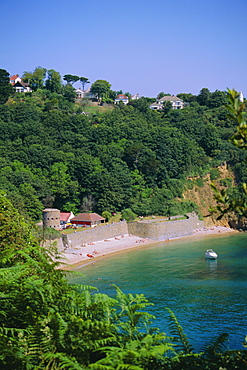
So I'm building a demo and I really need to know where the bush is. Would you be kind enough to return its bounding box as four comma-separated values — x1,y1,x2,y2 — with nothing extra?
102,210,112,222
195,177,204,187
121,208,137,221
186,179,194,190
210,168,220,181
219,178,232,187
33,226,61,241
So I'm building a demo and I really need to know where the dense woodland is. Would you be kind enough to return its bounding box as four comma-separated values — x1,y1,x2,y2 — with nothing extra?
0,68,247,223
1,70,247,368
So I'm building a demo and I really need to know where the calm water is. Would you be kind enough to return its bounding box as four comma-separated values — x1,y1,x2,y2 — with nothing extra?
68,232,247,351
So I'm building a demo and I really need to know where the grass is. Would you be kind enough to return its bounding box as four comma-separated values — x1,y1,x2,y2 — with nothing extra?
75,102,114,114
61,226,91,235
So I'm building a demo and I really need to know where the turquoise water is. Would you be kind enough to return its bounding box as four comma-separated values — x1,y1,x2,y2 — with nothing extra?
68,232,247,351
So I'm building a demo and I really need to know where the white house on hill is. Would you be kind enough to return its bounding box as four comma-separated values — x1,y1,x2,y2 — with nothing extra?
115,94,129,105
10,74,32,93
150,95,184,110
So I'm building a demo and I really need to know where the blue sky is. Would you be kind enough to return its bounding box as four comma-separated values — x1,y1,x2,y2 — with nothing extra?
1,0,247,97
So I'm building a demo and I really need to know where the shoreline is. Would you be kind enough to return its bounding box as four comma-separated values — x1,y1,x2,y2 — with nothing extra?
57,226,238,271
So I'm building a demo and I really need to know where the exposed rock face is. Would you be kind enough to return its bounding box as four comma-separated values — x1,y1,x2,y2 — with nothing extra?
183,164,235,227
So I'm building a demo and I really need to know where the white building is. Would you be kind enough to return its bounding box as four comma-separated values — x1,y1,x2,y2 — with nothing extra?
150,95,184,110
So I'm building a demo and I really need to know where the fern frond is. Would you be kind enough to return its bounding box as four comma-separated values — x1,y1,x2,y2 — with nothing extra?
202,332,229,358
41,352,84,369
165,308,194,354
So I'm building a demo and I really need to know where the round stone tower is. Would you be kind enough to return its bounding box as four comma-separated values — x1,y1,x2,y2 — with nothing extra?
42,208,60,230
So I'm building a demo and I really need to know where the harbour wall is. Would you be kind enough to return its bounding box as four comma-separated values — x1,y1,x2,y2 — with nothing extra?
59,221,128,249
128,212,204,241
57,212,204,249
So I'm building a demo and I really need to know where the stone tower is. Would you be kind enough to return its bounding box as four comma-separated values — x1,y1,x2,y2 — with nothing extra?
42,208,60,230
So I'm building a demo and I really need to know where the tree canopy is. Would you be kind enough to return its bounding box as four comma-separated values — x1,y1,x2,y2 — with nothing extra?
0,67,246,226
90,79,111,100
0,69,13,104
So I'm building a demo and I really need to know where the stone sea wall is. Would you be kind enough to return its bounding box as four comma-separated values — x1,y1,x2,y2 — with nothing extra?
57,212,204,249
59,221,128,249
128,212,204,241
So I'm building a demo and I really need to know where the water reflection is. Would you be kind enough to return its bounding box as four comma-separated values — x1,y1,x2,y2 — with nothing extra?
206,258,218,269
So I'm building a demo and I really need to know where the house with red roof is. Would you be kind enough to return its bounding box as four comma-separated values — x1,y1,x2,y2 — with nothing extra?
70,213,105,227
60,211,75,228
114,94,129,105
9,74,32,93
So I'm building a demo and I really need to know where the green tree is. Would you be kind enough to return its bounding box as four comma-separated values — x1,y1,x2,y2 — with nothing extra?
22,67,47,91
90,79,111,101
197,87,211,106
63,74,79,85
102,210,112,221
45,69,62,93
79,76,90,91
177,92,197,103
50,162,71,207
62,83,76,103
162,100,173,115
0,69,13,104
18,183,43,221
121,208,137,221
157,91,165,99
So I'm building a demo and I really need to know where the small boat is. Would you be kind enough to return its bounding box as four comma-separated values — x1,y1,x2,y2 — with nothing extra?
205,249,218,259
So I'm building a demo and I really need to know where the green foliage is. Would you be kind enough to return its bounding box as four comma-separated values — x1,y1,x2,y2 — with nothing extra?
210,89,247,223
79,76,90,91
63,74,80,85
102,210,112,222
91,79,111,101
121,208,137,221
219,177,232,187
209,168,220,181
195,177,204,187
0,195,247,368
22,66,47,91
45,68,62,93
62,83,77,103
33,225,61,242
1,71,246,228
0,69,13,104
165,308,194,354
186,179,194,190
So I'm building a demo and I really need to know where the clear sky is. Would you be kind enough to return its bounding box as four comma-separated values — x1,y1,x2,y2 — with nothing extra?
1,0,247,97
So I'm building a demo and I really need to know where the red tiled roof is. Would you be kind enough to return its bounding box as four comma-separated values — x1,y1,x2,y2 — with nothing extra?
60,212,71,222
71,213,105,222
116,94,128,99
10,74,19,81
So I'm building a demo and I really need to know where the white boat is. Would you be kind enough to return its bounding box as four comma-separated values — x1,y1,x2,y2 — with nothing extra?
205,249,218,259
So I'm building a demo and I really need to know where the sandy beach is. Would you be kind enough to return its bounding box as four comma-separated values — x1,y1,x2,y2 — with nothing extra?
57,225,237,270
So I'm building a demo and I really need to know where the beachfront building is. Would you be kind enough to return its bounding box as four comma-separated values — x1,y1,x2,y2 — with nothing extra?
150,95,184,110
60,211,75,229
70,213,105,228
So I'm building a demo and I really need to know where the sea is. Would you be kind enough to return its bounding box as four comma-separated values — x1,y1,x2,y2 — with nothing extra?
68,232,247,352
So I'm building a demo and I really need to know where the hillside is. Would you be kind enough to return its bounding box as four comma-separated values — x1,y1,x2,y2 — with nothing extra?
0,76,246,225
183,163,235,227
